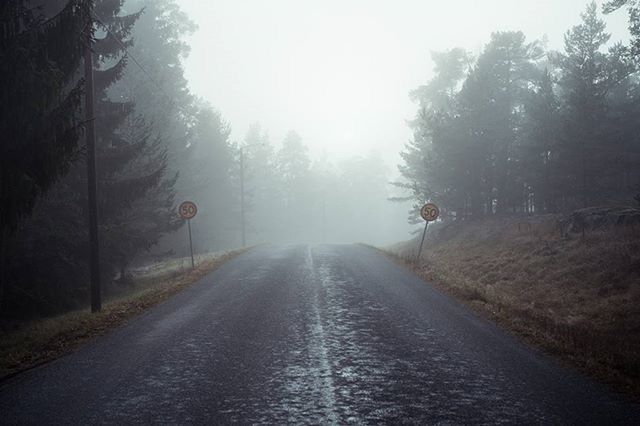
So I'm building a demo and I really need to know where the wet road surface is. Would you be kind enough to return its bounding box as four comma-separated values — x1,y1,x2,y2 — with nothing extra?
1,245,639,424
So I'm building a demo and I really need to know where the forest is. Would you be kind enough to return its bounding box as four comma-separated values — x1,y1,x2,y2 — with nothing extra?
1,0,639,318
398,1,640,223
0,0,403,317
3,2,640,421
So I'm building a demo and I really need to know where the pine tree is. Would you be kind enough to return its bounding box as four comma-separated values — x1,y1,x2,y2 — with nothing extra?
276,131,314,241
4,0,182,314
603,72,640,203
89,0,182,283
241,124,283,244
399,34,542,221
0,0,88,232
0,0,88,312
520,70,562,213
176,103,236,251
117,0,197,172
604,0,640,58
397,49,470,222
555,2,632,207
464,31,543,215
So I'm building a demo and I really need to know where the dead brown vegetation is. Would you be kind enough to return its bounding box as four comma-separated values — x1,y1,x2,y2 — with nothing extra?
0,249,247,380
387,214,640,398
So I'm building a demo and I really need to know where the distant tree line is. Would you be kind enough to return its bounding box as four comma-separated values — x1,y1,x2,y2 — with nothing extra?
398,2,640,223
236,126,401,247
0,0,404,318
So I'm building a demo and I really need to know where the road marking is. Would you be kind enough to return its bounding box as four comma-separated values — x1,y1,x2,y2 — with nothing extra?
306,246,340,424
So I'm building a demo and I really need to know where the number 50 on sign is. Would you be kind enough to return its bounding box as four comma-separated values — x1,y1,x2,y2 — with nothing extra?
420,203,439,222
179,201,197,219
416,202,439,263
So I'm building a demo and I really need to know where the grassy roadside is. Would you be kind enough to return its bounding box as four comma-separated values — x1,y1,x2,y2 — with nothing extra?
0,248,248,380
381,217,640,399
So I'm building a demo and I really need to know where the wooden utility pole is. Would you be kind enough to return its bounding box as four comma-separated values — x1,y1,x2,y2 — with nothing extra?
85,13,101,312
240,147,246,247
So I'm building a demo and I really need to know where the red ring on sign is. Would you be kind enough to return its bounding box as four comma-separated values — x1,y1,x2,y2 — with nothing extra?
420,203,439,222
179,201,198,219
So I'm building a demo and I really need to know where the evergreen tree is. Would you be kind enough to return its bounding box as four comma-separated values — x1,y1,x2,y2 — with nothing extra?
88,0,182,282
118,0,197,173
399,33,543,220
241,124,283,244
463,31,543,215
397,49,470,223
334,152,392,242
603,73,640,202
176,103,236,251
0,0,88,233
520,70,562,212
604,0,640,58
555,2,632,207
398,3,638,224
276,131,314,241
3,0,183,314
0,0,88,311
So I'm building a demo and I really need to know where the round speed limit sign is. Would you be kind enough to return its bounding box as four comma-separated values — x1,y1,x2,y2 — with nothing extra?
420,203,439,222
179,201,198,220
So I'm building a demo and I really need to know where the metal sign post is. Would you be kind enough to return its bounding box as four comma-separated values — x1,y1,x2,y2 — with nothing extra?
417,222,429,262
179,201,198,269
416,203,440,262
187,218,194,268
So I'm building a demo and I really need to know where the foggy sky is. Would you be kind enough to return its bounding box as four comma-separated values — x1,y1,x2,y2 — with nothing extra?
178,0,630,166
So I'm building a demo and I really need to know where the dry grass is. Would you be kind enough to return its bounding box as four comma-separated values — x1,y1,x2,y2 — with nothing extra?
0,249,247,380
386,218,640,399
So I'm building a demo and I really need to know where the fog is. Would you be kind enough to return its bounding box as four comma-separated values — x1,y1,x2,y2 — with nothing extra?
3,0,640,315
169,0,631,248
180,0,629,163
5,1,640,410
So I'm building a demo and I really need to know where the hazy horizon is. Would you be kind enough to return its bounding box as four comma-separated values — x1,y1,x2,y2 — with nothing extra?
179,0,630,167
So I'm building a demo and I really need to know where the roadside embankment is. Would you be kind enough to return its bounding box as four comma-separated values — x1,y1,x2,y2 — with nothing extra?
385,208,640,398
0,249,248,379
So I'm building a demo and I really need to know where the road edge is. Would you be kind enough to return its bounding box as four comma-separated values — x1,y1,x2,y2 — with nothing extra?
0,248,251,382
364,243,640,404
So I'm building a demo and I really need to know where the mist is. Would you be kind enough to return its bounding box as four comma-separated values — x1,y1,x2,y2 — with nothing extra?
168,0,631,250
180,0,629,163
3,0,638,308
4,0,640,421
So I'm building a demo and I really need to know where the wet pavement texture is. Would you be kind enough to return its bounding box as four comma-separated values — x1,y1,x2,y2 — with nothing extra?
1,244,639,424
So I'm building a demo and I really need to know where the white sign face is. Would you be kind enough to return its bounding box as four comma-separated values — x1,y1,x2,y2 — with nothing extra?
179,201,198,219
420,203,439,222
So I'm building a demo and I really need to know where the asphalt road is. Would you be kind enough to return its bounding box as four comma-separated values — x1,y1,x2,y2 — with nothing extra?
1,245,639,424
